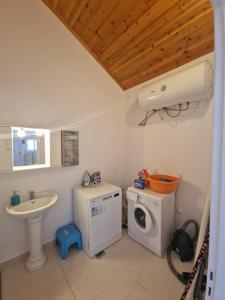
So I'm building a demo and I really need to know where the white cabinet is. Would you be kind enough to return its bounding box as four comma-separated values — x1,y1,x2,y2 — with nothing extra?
0,127,12,172
50,131,61,167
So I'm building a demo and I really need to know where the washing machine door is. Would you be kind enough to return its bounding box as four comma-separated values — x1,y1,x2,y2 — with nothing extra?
133,203,153,234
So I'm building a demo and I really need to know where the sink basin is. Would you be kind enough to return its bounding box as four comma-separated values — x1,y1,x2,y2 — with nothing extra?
6,194,57,219
6,192,58,272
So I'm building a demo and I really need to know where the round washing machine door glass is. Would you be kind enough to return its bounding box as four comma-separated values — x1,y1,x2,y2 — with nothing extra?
133,203,153,234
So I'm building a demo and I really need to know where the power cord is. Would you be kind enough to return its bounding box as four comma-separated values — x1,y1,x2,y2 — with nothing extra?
164,102,190,118
139,102,190,126
139,110,157,126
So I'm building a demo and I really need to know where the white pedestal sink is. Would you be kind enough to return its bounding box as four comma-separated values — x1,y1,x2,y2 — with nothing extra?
6,193,57,272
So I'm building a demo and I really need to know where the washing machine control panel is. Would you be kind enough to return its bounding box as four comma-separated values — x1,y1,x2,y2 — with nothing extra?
140,196,160,208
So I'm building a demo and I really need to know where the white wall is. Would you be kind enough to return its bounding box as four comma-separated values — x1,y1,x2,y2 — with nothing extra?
123,53,214,227
0,0,124,263
0,0,214,263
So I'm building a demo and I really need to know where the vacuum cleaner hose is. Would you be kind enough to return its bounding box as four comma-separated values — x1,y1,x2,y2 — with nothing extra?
181,219,199,243
167,244,188,284
167,219,199,285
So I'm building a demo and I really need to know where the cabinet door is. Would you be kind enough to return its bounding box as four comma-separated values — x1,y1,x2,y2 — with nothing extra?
89,193,122,251
0,127,12,172
50,131,61,167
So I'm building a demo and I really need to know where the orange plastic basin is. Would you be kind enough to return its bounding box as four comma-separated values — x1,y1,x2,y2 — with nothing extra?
148,174,179,194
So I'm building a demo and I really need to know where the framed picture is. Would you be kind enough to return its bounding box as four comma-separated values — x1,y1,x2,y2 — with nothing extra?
61,131,79,167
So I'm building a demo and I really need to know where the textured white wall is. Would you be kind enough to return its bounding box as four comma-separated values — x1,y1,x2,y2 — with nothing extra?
123,53,214,227
0,0,124,263
0,0,123,129
0,0,214,263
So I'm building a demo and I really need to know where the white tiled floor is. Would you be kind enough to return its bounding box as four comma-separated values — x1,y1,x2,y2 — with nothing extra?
1,231,192,300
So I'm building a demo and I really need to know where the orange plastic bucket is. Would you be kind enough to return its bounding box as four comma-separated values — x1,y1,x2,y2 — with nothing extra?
148,174,179,194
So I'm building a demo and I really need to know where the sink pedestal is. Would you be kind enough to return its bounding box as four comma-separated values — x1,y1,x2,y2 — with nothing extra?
26,216,46,272
6,193,58,272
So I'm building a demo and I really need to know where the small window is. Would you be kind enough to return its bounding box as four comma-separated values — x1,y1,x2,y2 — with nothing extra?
26,139,37,151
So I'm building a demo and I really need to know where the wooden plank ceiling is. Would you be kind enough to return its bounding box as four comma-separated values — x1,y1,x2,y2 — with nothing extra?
42,0,214,90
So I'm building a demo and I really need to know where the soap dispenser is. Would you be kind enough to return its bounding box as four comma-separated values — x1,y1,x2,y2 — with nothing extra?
11,191,20,206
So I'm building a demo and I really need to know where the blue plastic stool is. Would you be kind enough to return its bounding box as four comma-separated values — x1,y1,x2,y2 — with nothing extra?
56,223,82,259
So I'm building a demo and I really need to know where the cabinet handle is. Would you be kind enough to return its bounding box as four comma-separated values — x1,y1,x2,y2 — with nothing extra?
103,195,112,200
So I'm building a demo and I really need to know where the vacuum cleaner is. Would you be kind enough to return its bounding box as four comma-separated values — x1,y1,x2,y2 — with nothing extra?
167,219,200,285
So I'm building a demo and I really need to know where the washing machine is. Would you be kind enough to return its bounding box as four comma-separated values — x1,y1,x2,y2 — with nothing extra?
127,186,175,257
73,182,122,257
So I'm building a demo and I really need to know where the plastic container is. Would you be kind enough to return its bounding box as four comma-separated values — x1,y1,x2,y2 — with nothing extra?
134,179,145,189
148,174,179,194
11,191,20,206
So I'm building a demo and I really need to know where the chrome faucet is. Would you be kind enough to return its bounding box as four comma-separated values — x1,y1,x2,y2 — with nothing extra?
29,191,35,200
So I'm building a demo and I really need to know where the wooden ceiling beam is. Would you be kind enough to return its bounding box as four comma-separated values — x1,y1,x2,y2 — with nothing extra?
42,0,124,89
54,0,71,15
99,0,179,60
88,0,155,53
69,0,88,27
103,0,211,69
115,32,213,86
62,0,78,19
42,0,214,90
51,0,61,7
121,36,213,89
111,9,213,80
73,0,120,42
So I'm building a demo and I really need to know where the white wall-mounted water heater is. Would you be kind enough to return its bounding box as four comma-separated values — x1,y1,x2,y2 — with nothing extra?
138,61,213,112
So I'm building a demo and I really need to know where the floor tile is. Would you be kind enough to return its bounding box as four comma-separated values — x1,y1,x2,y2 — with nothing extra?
2,232,193,300
94,277,151,300
2,252,75,300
